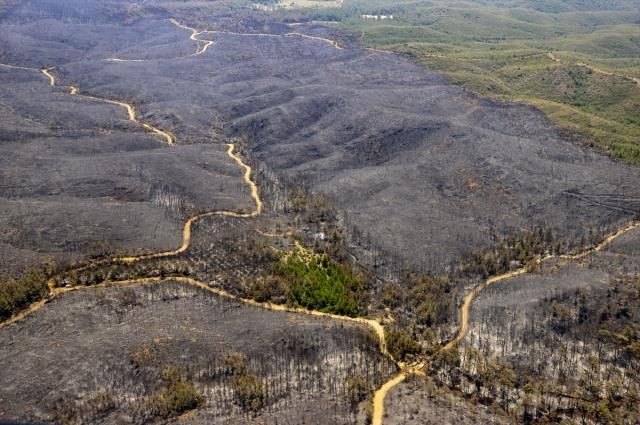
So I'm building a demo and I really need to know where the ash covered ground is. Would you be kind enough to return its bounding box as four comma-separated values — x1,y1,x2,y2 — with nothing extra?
2,0,639,277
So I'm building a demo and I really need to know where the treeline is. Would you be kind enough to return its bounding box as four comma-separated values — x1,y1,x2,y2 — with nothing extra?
0,268,50,321
459,224,625,279
460,227,561,278
382,274,455,361
52,259,193,288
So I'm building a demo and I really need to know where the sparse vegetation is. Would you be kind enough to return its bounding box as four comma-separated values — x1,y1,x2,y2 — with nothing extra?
50,390,116,424
432,252,640,423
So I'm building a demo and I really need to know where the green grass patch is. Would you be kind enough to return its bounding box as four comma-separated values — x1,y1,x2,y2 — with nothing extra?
262,253,366,317
279,254,365,316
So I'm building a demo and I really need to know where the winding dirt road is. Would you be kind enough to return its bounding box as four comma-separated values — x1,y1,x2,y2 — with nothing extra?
106,19,341,63
104,58,148,63
1,63,174,144
116,143,262,263
0,131,404,425
45,67,175,145
547,52,639,87
170,18,343,51
0,126,376,336
371,362,425,425
40,67,56,86
576,62,640,86
169,19,215,56
199,28,343,50
0,63,39,71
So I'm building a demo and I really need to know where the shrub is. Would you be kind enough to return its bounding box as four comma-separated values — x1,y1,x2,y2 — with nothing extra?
224,352,247,374
345,375,370,406
87,390,116,414
408,274,451,327
232,372,265,412
115,288,138,307
385,328,421,361
51,397,78,425
224,352,265,413
248,275,288,304
148,368,203,418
